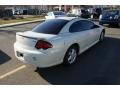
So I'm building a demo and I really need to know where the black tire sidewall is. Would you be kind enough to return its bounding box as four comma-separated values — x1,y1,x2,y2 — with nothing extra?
99,31,105,42
63,46,78,65
118,22,120,28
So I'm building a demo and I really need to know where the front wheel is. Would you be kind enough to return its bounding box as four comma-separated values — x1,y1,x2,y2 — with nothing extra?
63,46,78,65
99,31,105,42
118,22,120,28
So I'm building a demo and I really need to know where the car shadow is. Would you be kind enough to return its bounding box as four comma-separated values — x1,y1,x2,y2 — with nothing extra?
35,37,120,85
0,50,11,64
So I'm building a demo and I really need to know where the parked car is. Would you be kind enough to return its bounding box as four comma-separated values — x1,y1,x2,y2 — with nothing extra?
80,9,91,19
14,17,105,68
45,11,67,20
99,10,120,27
71,8,91,19
14,10,23,15
71,8,82,16
93,8,102,19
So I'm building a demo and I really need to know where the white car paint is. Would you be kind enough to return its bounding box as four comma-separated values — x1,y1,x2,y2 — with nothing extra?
14,17,104,68
72,8,82,16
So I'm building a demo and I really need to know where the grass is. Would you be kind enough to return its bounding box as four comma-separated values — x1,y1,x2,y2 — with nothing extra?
0,15,45,25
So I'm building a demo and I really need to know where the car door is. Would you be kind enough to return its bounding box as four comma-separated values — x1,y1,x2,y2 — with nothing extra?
68,20,95,52
81,20,101,43
90,23,101,42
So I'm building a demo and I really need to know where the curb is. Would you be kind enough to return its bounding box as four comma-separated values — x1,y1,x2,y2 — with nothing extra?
0,19,45,28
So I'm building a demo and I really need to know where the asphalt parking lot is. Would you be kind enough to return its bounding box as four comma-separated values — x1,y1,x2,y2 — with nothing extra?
0,22,120,85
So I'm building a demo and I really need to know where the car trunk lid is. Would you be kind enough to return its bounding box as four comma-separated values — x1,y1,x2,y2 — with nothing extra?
16,31,56,50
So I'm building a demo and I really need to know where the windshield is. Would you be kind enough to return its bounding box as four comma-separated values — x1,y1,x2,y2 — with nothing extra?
32,19,69,35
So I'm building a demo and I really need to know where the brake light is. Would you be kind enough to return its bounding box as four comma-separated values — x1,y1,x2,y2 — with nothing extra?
35,40,53,49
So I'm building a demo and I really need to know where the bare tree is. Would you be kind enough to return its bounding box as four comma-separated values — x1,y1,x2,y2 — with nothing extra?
0,5,6,9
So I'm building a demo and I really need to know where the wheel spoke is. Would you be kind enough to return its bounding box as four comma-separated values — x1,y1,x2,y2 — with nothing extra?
67,48,77,64
68,55,72,61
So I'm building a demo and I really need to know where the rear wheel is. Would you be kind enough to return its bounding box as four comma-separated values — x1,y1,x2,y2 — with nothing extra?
63,46,78,65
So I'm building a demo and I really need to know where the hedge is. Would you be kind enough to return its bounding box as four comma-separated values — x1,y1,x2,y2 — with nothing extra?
0,9,13,18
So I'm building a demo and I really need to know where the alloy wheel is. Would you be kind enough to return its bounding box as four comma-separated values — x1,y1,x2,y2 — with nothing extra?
67,48,77,64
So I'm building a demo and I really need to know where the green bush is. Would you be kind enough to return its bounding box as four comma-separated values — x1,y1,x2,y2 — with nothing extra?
3,9,13,17
2,17,10,20
11,16,16,19
0,9,3,18
18,16,24,19
0,9,13,18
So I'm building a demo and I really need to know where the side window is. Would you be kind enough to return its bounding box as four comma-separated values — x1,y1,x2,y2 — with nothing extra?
69,20,94,33
69,21,82,32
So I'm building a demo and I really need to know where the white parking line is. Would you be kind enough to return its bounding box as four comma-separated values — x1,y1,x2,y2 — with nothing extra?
0,65,26,79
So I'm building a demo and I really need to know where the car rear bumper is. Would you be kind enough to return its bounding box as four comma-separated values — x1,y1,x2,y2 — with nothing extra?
14,43,63,68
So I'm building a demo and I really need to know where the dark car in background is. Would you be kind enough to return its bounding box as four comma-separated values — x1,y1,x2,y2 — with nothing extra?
80,9,91,19
99,10,120,27
93,8,102,19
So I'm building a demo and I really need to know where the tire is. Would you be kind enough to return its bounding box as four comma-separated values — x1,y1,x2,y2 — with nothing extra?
99,31,105,42
118,22,120,28
63,46,78,65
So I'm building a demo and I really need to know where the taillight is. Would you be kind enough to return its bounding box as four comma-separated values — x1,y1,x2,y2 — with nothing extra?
35,40,53,49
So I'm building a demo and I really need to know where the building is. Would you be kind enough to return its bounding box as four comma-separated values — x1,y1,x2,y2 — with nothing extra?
1,5,120,15
2,5,48,15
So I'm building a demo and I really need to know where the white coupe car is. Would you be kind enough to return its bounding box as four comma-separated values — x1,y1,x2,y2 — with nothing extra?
14,17,105,68
45,11,67,20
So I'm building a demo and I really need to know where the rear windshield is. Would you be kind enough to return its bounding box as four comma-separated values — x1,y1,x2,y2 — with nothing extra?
53,11,66,15
32,19,68,34
102,10,119,15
